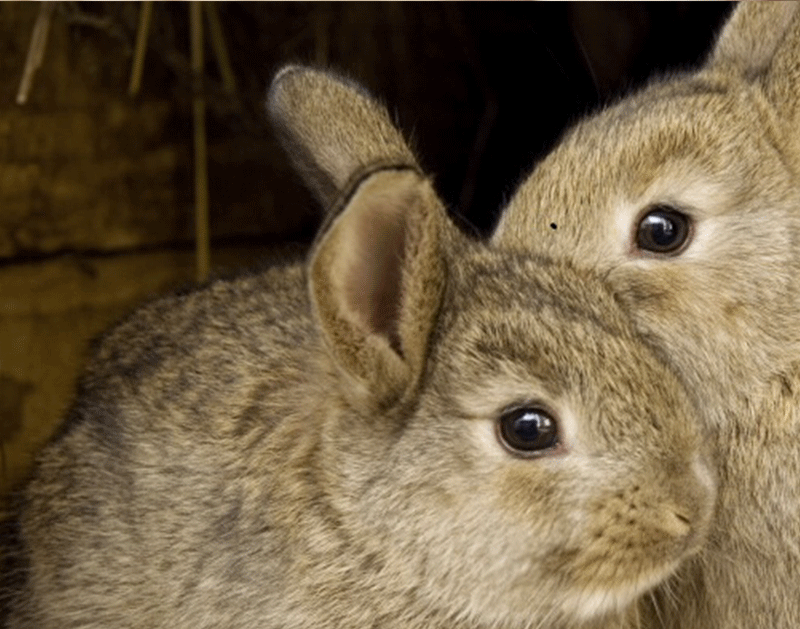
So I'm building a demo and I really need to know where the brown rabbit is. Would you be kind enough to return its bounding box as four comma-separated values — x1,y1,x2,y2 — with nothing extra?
491,2,800,628
0,66,714,629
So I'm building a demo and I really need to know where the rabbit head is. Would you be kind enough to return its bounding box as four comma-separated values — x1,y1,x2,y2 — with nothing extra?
267,67,715,627
493,2,800,424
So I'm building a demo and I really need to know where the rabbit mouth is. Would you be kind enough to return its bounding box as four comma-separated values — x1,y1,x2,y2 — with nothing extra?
565,559,681,621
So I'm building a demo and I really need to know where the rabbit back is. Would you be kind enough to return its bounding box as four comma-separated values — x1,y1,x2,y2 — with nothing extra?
4,265,317,627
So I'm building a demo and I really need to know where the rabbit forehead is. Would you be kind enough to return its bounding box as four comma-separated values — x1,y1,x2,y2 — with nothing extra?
494,80,791,264
425,253,696,451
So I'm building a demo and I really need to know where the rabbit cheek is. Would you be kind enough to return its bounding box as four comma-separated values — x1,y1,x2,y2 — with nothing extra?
493,457,711,621
480,465,669,620
553,508,689,619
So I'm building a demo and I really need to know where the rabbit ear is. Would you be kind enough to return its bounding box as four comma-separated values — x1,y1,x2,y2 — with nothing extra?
704,2,800,121
267,66,419,209
309,167,446,406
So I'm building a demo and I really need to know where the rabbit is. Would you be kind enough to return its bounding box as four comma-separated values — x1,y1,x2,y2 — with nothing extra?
0,65,716,629
488,2,800,628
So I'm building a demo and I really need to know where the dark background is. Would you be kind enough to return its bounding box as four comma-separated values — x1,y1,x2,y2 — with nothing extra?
117,1,735,237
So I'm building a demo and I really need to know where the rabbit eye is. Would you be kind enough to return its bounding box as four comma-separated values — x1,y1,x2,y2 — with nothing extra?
636,206,691,254
497,406,559,456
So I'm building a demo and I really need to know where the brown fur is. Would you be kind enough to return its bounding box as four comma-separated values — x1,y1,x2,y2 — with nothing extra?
1,67,717,629
493,2,800,627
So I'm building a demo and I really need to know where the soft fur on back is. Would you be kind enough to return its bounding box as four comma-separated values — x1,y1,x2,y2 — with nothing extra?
0,68,717,629
493,2,800,627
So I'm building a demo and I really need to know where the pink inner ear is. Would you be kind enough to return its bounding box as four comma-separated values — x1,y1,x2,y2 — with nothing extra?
345,204,408,354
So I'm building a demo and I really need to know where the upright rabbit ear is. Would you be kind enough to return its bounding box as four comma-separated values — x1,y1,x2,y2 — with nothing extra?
309,168,447,406
267,66,419,209
704,2,800,123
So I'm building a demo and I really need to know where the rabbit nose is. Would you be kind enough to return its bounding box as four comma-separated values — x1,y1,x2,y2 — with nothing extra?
654,508,692,538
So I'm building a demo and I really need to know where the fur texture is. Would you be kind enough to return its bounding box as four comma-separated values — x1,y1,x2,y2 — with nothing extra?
0,67,717,628
493,2,800,628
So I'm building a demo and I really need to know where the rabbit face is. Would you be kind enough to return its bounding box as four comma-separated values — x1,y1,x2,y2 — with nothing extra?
327,242,714,627
493,77,800,422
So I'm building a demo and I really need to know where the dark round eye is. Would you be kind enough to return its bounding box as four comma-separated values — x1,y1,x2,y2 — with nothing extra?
636,206,691,254
497,406,559,455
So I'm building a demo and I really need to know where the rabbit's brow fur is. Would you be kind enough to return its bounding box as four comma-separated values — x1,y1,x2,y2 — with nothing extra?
0,48,720,629
493,2,800,628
